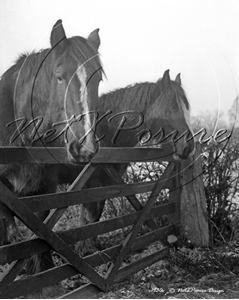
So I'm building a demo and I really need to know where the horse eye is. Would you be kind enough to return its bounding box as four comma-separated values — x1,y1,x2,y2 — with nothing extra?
57,76,63,83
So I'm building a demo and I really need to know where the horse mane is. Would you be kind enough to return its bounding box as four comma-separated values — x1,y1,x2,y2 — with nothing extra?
14,50,53,83
99,77,190,114
63,36,104,78
99,82,157,113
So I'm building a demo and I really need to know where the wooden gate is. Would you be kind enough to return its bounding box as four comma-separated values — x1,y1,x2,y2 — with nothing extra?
0,145,181,298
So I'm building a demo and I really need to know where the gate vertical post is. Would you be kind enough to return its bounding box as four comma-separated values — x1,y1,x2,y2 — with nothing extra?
179,142,209,246
168,162,181,235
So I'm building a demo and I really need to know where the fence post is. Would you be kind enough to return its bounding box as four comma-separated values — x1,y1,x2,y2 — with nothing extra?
179,142,209,246
168,163,181,235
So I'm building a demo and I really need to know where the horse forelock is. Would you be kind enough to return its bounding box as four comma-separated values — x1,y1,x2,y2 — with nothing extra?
171,81,190,111
155,77,190,110
67,37,104,81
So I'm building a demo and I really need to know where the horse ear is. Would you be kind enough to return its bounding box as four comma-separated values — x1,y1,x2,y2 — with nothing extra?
87,29,100,50
50,19,67,55
175,73,181,85
162,69,170,88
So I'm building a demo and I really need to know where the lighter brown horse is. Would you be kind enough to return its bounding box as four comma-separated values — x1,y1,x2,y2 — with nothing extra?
0,19,103,298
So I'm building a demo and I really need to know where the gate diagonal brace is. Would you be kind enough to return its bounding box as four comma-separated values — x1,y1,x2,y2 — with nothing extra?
103,166,158,230
0,165,108,291
0,163,98,287
105,162,175,286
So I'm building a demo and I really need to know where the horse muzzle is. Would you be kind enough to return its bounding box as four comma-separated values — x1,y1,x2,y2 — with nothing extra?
68,139,99,164
173,138,195,161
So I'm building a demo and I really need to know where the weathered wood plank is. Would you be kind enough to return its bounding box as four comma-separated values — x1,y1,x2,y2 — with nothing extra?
60,283,101,299
93,147,175,163
114,247,170,283
0,146,67,164
19,179,168,212
180,142,209,246
168,164,181,228
0,265,72,298
83,224,176,269
0,204,174,265
0,225,176,298
0,239,49,265
0,146,175,164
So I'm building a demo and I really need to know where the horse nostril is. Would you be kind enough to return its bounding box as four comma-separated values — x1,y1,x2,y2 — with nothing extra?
183,145,191,159
177,144,192,160
68,139,99,163
68,140,81,159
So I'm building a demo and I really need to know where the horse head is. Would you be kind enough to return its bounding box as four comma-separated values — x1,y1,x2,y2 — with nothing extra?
154,70,195,160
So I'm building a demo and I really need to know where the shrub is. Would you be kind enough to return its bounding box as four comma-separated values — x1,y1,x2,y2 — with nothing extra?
201,136,239,245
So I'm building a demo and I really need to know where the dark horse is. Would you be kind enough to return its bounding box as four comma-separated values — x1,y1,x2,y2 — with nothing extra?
62,70,195,253
0,20,103,297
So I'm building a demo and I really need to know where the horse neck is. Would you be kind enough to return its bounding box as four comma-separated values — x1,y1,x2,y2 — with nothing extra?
0,60,58,147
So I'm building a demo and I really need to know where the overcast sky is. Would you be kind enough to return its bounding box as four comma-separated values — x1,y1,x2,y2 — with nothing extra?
0,0,238,123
